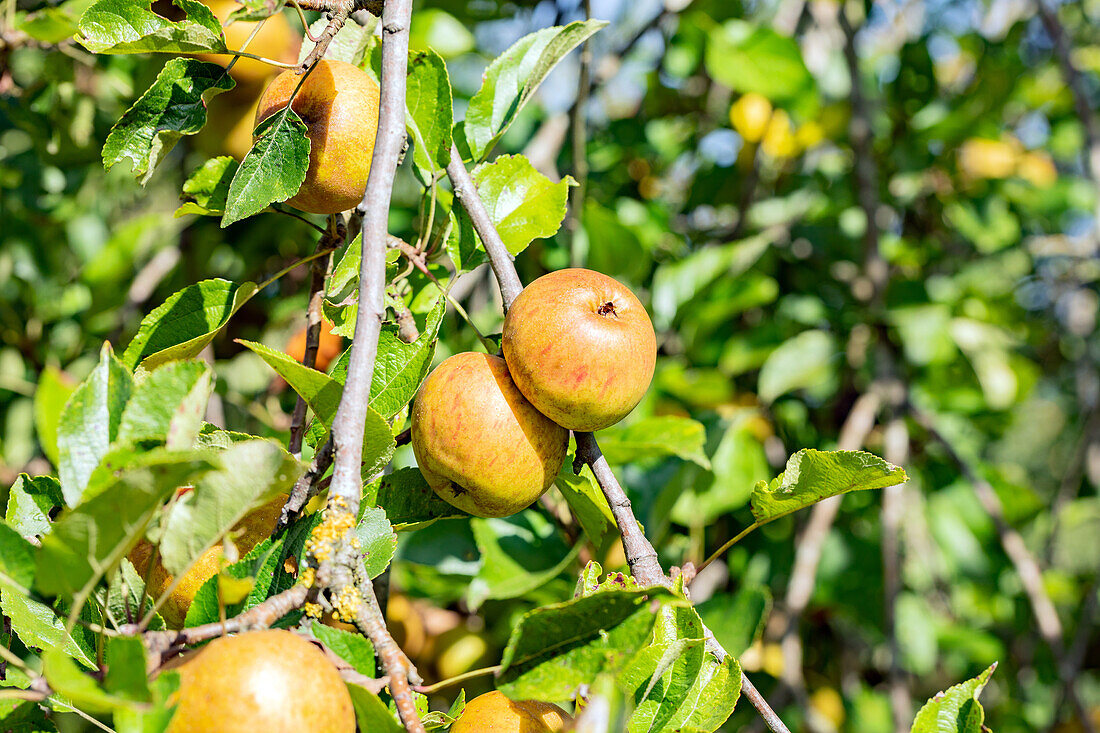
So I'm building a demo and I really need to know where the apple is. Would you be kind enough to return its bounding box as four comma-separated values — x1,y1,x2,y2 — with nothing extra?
129,494,285,628
167,630,354,733
411,353,568,518
255,59,380,215
450,691,571,733
196,0,301,85
502,269,656,432
286,318,344,372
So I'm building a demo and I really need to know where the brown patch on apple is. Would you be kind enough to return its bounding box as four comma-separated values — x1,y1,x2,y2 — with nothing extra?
597,301,617,316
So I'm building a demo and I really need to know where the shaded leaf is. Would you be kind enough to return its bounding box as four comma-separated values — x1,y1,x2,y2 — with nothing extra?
348,684,404,732
598,416,710,469
361,468,466,531
757,329,836,403
497,588,673,701
704,21,815,106
358,507,397,579
33,366,76,467
102,59,234,185
175,156,238,217
555,465,616,555
467,511,580,610
123,279,258,370
696,585,771,658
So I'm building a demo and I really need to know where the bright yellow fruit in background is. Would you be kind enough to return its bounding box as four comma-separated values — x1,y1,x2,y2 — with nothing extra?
761,109,798,159
1017,150,1058,188
796,120,825,151
729,92,773,144
450,691,571,733
196,0,301,84
958,137,1020,180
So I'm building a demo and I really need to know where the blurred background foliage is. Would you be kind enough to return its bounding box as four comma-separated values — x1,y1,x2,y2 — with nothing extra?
2,0,1100,730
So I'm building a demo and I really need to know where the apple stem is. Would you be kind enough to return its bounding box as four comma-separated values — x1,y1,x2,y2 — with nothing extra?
446,135,793,733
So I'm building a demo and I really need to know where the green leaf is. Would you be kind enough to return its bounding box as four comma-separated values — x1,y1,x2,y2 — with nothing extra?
221,107,310,226
620,635,741,732
620,601,741,731
598,416,710,469
113,670,180,733
6,474,63,541
471,154,574,256
670,411,770,526
0,589,95,667
555,464,616,555
175,156,239,217
704,21,815,105
348,684,404,733
361,468,466,531
42,646,139,713
910,663,997,733
650,234,770,330
239,339,396,479
0,701,56,732
33,366,76,467
102,59,234,185
757,329,837,403
369,298,444,419
358,507,397,579
751,449,907,524
77,0,226,54
696,585,771,658
36,450,216,600
467,512,580,610
497,588,673,701
104,636,151,702
159,440,300,575
312,621,375,676
463,20,607,160
123,279,258,370
58,343,133,506
117,360,213,449
444,205,482,272
406,50,453,178
409,9,473,58
105,559,164,631
0,521,37,592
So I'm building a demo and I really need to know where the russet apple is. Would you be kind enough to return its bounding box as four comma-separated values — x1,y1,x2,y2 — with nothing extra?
196,0,300,84
450,691,571,733
255,59,380,215
166,629,354,733
411,353,568,518
502,269,656,432
129,494,285,628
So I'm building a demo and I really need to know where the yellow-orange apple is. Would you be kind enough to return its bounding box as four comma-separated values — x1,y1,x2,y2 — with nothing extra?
196,0,300,84
167,630,354,733
286,318,343,371
450,691,571,733
255,59,380,215
502,269,656,432
411,353,568,518
129,494,284,628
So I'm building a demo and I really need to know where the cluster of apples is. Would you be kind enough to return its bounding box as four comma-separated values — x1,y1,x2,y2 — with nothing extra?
164,628,569,731
412,268,657,518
